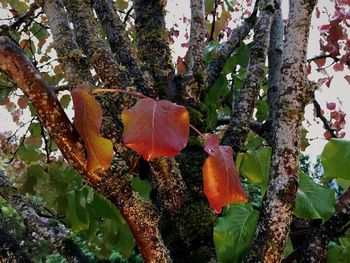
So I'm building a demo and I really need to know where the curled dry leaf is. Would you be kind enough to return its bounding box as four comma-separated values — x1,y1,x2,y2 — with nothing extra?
71,88,114,172
121,98,190,160
202,134,247,214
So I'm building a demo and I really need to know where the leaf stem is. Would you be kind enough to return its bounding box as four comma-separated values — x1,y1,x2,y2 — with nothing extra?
93,88,149,98
190,124,205,139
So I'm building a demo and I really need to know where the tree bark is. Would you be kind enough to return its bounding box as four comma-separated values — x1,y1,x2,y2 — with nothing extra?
245,1,317,262
221,0,274,157
0,36,172,263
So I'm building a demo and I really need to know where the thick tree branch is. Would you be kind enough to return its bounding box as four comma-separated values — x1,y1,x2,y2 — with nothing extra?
0,36,172,263
205,1,258,89
94,0,155,97
65,0,128,89
221,0,274,157
245,1,317,262
267,0,283,130
186,0,206,100
0,172,88,262
43,0,94,88
0,36,96,184
149,158,188,214
133,0,174,99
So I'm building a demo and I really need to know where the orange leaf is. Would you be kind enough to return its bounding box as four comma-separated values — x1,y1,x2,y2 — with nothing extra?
71,88,114,172
202,134,247,213
121,98,189,160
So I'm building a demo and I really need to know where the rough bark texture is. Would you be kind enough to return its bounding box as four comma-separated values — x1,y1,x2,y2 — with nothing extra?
0,173,88,262
0,36,172,263
149,158,188,214
186,0,206,100
133,0,174,99
43,0,94,88
94,0,155,97
267,0,283,132
245,1,317,262
65,0,128,88
221,0,274,156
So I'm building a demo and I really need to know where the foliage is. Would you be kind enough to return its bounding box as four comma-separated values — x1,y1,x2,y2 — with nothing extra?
0,0,350,262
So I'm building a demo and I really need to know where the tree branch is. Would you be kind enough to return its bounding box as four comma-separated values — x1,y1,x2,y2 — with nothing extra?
149,158,188,214
133,0,174,99
205,1,258,89
245,0,318,262
267,0,283,133
0,172,88,262
313,99,338,138
43,0,94,88
94,0,155,97
65,0,128,89
221,0,274,157
186,0,206,100
0,36,172,263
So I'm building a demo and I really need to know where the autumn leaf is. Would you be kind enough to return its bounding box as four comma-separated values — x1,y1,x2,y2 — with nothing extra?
71,88,114,172
202,134,247,214
121,98,189,160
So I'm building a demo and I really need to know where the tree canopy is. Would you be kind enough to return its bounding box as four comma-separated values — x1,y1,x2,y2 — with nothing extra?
0,0,350,262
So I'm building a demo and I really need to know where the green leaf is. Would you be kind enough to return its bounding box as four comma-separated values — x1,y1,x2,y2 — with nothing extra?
29,122,42,136
321,139,350,181
60,94,71,109
89,193,122,221
327,241,350,263
294,173,335,222
22,165,43,194
132,176,152,201
18,144,43,163
214,203,258,263
255,99,269,122
236,147,271,194
8,0,28,13
67,190,89,232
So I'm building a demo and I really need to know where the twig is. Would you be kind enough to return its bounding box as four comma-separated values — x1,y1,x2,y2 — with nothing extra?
313,99,338,138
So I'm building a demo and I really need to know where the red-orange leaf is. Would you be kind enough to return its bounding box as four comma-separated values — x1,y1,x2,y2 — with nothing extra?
202,134,247,213
71,88,114,172
121,98,189,160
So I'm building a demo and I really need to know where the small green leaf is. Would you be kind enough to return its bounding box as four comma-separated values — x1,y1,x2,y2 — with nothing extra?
294,172,335,222
29,122,42,136
60,94,71,108
18,144,43,163
132,176,152,201
214,203,258,263
321,139,350,181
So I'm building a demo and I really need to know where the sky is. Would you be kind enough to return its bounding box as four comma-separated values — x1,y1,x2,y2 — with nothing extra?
0,0,349,163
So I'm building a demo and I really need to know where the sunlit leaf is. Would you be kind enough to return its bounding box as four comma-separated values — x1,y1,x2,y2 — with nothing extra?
321,139,350,181
202,134,247,213
71,88,114,172
121,98,189,160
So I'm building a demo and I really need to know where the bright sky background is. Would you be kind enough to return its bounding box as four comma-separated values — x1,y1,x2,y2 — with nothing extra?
0,0,349,163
